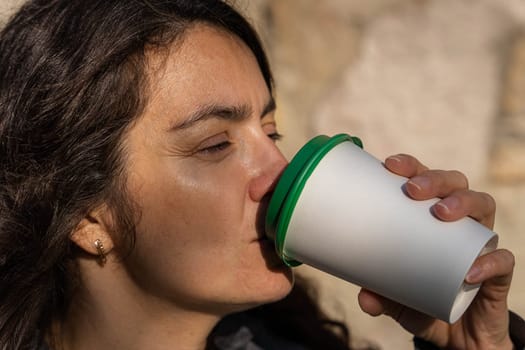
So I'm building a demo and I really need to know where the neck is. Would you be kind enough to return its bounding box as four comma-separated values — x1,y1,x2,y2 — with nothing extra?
58,258,221,350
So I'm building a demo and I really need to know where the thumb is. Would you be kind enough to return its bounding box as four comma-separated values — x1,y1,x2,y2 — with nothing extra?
358,288,440,338
358,288,405,320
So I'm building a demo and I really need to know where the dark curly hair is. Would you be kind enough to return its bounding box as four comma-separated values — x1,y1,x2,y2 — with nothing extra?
0,1,353,349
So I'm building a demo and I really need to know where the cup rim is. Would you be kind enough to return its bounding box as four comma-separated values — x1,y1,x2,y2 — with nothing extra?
265,133,362,266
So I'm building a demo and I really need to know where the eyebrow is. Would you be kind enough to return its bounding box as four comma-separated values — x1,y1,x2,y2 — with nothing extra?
170,96,276,131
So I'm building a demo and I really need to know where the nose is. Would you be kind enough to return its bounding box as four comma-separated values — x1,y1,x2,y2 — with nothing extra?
248,137,288,203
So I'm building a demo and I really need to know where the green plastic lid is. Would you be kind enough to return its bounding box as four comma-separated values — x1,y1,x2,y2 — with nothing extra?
265,133,363,266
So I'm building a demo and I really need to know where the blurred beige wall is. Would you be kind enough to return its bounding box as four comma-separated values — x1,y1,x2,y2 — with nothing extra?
0,0,23,25
2,1,524,349
239,1,525,348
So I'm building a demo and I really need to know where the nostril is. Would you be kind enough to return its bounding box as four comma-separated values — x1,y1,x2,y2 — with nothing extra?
248,142,288,201
248,163,287,202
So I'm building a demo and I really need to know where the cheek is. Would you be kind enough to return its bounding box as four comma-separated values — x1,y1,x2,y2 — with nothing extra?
132,154,248,227
122,152,292,308
147,161,248,238
135,170,243,243
124,158,251,284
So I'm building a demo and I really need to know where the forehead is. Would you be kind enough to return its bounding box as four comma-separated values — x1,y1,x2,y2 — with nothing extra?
142,24,269,121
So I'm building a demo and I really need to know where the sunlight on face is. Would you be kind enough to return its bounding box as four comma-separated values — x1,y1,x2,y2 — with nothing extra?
120,24,293,315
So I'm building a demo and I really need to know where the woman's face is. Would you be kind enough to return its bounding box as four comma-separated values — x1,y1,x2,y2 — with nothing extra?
120,24,293,314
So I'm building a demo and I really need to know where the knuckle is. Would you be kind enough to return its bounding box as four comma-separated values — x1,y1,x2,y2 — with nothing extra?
484,249,515,275
401,153,429,172
406,155,421,168
479,191,496,211
420,169,447,189
417,169,432,179
449,169,469,188
499,249,516,268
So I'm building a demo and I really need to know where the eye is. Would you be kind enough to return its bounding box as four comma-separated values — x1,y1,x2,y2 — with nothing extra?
262,121,282,143
268,132,283,142
197,140,232,155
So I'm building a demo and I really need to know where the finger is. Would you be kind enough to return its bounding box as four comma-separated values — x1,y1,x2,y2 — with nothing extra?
405,169,469,200
432,190,496,228
358,288,436,336
358,288,387,316
465,249,515,287
358,288,412,322
385,154,429,177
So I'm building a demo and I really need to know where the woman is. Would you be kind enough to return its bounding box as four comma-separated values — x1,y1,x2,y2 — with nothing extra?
0,0,519,349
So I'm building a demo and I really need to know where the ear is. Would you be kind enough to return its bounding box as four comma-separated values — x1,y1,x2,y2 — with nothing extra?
70,205,115,257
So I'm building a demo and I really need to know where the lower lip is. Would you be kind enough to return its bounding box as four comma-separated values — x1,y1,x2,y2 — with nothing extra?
255,238,274,249
253,238,280,255
258,238,286,258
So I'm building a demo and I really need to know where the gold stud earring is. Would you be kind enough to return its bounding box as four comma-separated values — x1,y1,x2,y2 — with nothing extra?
93,239,107,266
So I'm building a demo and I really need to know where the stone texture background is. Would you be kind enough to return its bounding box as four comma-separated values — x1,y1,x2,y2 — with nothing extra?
236,1,525,348
2,0,524,349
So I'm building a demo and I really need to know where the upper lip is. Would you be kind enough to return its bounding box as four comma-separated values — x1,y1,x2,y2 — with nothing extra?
254,193,272,241
255,217,267,241
253,173,282,242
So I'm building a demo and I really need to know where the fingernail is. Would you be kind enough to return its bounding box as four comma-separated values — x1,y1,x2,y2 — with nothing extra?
407,176,430,191
466,265,482,283
435,197,460,215
386,155,402,163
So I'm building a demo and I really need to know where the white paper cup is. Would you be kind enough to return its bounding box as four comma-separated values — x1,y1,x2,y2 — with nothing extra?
266,134,497,323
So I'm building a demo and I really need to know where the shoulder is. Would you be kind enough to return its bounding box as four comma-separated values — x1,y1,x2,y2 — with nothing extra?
211,311,308,350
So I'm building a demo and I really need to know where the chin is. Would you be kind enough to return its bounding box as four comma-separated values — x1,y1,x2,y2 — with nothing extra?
224,267,295,315
253,267,295,305
257,244,295,301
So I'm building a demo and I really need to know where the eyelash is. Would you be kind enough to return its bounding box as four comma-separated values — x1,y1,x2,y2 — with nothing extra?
269,132,283,142
198,132,283,155
199,141,231,154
